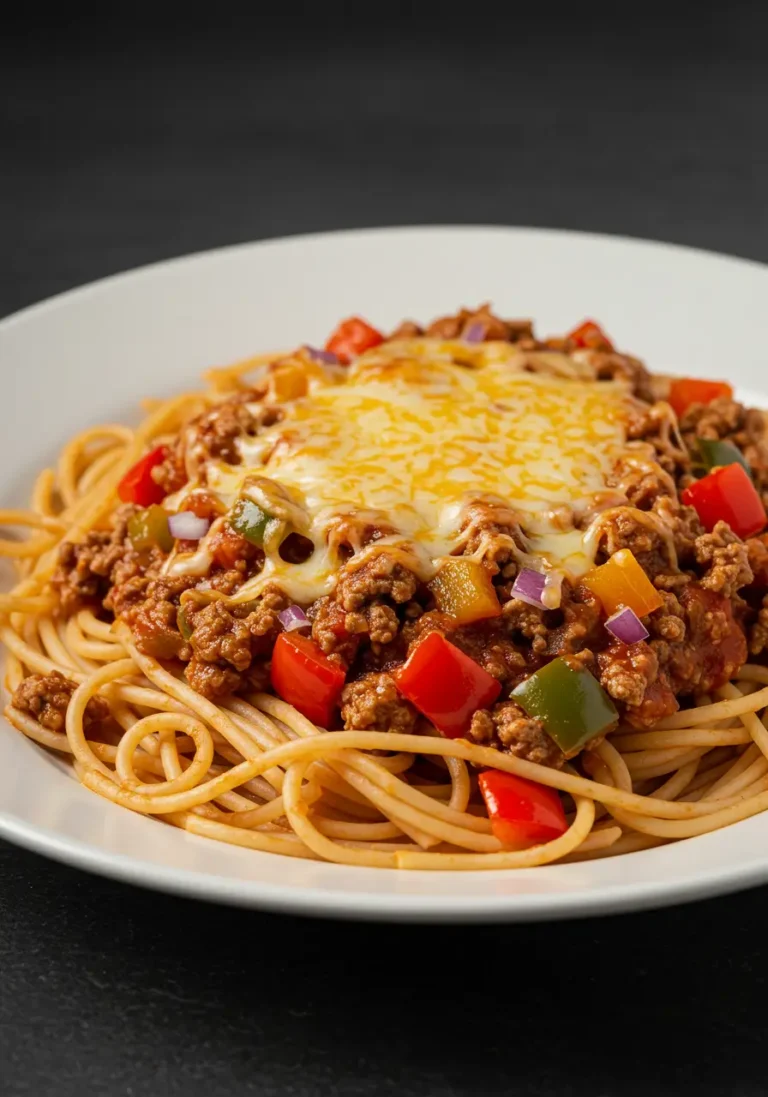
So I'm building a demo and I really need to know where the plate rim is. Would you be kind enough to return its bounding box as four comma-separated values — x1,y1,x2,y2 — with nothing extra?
3,222,768,921
3,221,768,332
3,803,768,922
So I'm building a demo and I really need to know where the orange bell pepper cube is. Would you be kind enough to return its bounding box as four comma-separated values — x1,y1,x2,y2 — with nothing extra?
479,769,568,848
682,463,767,540
393,631,501,738
427,558,502,626
668,377,733,418
325,317,384,364
582,548,664,618
270,632,346,729
567,319,614,351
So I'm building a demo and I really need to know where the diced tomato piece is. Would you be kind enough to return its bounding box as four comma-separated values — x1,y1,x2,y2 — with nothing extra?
668,377,733,418
393,631,501,738
567,320,614,351
208,524,252,570
117,446,168,506
679,585,746,693
682,463,767,540
479,770,567,848
325,317,384,364
183,491,226,521
270,632,346,728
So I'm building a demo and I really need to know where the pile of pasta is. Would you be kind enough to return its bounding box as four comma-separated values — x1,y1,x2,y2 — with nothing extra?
3,374,768,869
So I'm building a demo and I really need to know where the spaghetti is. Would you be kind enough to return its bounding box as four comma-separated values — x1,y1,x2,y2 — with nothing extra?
3,306,768,870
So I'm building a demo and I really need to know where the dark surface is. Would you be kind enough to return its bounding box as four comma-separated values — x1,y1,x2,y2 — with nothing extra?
3,12,768,1096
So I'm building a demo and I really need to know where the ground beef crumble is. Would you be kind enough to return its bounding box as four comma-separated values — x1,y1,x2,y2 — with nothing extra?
52,505,155,617
334,554,418,611
598,640,677,726
340,672,417,733
12,672,110,734
467,701,564,768
154,388,284,490
183,585,288,700
458,499,524,570
694,522,753,598
586,350,656,403
417,304,534,343
118,576,194,661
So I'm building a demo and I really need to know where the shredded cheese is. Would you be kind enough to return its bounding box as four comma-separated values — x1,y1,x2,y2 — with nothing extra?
168,339,633,603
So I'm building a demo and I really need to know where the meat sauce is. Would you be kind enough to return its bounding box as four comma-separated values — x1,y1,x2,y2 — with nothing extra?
46,307,768,767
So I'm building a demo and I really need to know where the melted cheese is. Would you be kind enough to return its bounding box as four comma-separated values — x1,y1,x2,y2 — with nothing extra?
172,340,634,603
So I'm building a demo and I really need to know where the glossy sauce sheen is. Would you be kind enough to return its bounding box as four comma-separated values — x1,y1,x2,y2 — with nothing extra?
178,340,633,602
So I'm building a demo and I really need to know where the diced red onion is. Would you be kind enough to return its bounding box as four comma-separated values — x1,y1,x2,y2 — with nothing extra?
462,321,487,344
605,606,649,644
511,567,547,609
278,605,310,631
303,345,339,366
167,512,210,541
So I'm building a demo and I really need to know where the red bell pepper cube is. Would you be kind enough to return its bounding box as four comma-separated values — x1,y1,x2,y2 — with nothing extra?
681,462,767,540
567,319,614,351
117,446,168,506
668,377,733,418
325,317,384,364
479,769,568,848
393,631,501,738
270,632,346,729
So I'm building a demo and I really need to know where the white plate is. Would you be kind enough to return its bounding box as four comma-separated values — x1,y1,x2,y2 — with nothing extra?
2,225,768,922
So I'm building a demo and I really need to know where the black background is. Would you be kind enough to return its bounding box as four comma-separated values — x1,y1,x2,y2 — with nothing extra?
2,8,768,1095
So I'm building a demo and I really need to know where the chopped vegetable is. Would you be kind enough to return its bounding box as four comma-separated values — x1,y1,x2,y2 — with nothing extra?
479,770,567,848
208,525,251,569
117,446,167,506
278,605,310,632
126,505,173,553
270,632,346,728
681,463,767,539
567,320,614,351
427,558,501,626
512,657,619,757
177,605,193,641
668,377,733,418
697,437,751,476
511,567,547,609
230,498,278,547
325,317,384,364
393,631,501,738
604,606,649,644
303,345,339,366
462,321,486,343
269,363,310,402
168,511,210,541
183,491,225,521
582,548,664,618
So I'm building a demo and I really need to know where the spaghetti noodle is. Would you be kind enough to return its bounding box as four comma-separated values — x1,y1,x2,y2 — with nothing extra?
3,306,768,870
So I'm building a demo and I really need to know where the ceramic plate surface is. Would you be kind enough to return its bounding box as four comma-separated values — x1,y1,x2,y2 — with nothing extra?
2,225,767,921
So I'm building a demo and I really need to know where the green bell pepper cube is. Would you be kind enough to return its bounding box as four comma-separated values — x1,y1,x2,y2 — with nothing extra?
511,657,618,757
697,438,751,477
127,504,173,553
230,498,278,546
176,605,193,641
